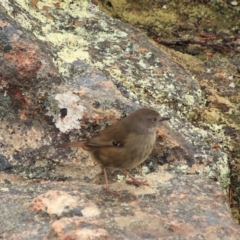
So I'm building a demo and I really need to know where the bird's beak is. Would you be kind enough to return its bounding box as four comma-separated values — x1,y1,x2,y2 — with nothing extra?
159,117,170,122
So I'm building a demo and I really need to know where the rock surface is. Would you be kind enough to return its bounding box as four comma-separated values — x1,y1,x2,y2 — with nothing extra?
1,172,240,239
0,0,239,239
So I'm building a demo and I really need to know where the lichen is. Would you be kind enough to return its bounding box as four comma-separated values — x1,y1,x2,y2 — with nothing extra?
53,92,86,133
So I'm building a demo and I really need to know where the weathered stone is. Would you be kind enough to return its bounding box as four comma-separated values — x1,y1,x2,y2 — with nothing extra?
1,173,240,239
0,0,239,239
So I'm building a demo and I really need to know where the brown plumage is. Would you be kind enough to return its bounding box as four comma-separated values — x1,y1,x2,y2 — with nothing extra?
56,108,170,195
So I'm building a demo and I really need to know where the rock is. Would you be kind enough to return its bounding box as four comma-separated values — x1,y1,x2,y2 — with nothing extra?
0,173,240,239
0,155,12,171
0,0,229,189
0,0,239,239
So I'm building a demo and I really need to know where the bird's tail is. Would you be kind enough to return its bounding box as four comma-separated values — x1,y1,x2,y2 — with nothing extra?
56,141,85,148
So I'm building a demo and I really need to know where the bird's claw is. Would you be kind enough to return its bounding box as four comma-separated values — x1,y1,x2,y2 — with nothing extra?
103,186,120,196
126,178,149,187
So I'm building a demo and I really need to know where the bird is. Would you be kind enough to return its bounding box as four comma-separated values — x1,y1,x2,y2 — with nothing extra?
56,108,170,195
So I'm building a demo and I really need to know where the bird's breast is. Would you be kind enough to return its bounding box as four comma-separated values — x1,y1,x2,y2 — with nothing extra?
125,132,156,169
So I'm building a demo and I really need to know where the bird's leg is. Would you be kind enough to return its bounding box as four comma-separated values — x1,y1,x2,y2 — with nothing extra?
102,167,120,196
122,169,149,187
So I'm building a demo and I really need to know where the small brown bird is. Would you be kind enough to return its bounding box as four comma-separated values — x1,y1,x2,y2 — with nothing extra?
56,108,170,195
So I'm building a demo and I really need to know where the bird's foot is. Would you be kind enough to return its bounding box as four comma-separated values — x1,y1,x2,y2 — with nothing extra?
126,178,149,187
122,169,149,187
103,186,120,196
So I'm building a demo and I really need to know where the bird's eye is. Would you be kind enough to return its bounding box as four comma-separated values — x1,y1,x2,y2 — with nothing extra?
151,118,157,122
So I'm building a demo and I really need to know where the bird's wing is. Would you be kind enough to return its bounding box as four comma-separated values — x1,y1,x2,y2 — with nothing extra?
86,138,124,148
56,122,128,149
85,123,127,148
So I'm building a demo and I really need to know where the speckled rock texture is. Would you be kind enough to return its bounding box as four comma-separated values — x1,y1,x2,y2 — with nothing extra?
1,173,240,239
0,0,238,239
